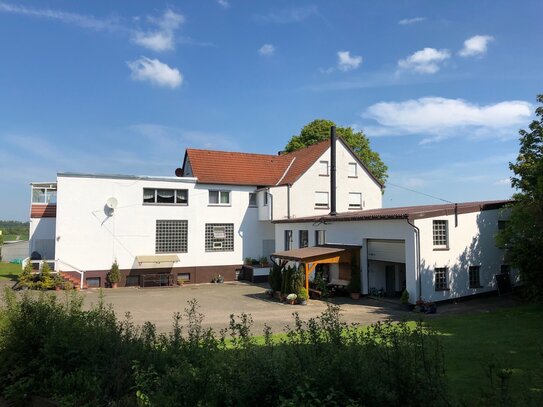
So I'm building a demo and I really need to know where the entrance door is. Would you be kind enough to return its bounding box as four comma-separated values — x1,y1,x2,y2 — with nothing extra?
385,265,396,297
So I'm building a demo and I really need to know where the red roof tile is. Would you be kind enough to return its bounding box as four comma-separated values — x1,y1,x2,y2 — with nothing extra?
183,139,331,186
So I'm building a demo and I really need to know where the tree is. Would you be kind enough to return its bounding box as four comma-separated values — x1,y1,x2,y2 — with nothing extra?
285,119,388,185
498,94,543,299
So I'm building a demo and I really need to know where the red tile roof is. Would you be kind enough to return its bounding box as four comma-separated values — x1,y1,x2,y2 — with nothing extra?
183,139,331,186
273,200,512,223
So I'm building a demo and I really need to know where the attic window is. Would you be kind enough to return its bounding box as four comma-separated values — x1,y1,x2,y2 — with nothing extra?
315,191,329,209
319,161,329,176
348,162,357,178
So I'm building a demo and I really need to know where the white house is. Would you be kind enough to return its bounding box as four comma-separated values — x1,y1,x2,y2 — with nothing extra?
272,201,514,303
28,136,383,288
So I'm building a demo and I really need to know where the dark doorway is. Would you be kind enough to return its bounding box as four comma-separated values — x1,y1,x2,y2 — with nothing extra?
385,265,396,297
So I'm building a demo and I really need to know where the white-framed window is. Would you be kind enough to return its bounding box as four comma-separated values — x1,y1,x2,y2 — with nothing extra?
205,223,234,252
435,267,448,291
315,230,326,245
469,265,481,288
263,191,269,206
432,220,448,248
32,187,57,204
144,188,188,205
249,192,257,207
299,230,308,248
348,162,357,178
348,192,362,209
209,190,231,206
285,230,293,250
319,160,329,176
315,191,329,209
156,220,188,253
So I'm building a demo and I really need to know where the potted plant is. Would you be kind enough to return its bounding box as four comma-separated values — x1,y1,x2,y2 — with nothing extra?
349,262,361,300
286,293,297,305
298,288,309,305
400,289,414,311
259,256,269,267
107,260,121,288
244,257,253,266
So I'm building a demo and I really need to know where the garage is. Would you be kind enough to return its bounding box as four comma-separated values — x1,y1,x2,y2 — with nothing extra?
367,239,406,297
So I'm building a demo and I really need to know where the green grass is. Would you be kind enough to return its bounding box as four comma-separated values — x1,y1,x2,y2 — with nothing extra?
0,262,22,281
425,305,543,402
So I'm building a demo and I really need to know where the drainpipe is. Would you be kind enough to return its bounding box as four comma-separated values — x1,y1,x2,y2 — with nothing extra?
406,218,421,301
287,184,291,219
267,189,274,222
330,126,337,216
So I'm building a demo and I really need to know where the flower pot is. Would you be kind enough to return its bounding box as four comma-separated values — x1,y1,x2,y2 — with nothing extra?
350,292,360,300
111,282,118,289
299,300,308,305
289,300,296,305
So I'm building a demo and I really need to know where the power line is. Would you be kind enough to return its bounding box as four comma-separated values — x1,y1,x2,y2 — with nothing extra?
387,182,453,204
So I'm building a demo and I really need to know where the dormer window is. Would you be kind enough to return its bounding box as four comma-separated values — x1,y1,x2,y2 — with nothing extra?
348,162,357,178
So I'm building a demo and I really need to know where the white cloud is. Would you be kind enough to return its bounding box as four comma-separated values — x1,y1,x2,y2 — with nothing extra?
399,17,426,25
217,0,230,8
0,1,122,31
337,51,362,71
254,6,318,24
397,47,450,74
495,178,511,186
458,35,494,57
127,57,183,88
258,44,275,56
363,97,532,142
132,9,184,52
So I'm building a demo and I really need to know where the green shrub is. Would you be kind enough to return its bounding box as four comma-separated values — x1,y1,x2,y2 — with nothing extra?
18,261,35,289
39,261,54,290
401,289,410,304
269,264,282,292
107,261,121,284
298,287,309,301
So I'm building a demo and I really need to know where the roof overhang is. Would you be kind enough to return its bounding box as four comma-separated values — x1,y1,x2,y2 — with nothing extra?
271,245,360,263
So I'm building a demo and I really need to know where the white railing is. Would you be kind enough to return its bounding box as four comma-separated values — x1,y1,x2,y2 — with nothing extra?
22,258,85,289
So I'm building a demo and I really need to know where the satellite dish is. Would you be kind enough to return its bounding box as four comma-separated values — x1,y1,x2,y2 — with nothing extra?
175,168,183,177
106,197,118,210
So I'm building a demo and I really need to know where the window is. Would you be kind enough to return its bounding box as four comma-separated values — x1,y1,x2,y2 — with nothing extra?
209,190,231,206
249,192,257,207
348,192,362,209
177,273,190,282
32,187,57,204
433,220,448,248
205,223,234,252
264,192,269,206
435,267,449,290
469,266,481,288
348,162,357,177
86,277,100,288
319,160,329,176
315,230,326,245
155,220,188,253
315,191,329,209
143,188,188,205
299,230,308,248
284,230,293,250
498,220,508,230
126,275,140,287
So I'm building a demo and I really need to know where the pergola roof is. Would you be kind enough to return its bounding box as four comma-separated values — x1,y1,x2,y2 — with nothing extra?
271,245,360,263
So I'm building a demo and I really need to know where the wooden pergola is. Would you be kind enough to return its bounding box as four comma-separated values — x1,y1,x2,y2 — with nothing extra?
270,245,358,295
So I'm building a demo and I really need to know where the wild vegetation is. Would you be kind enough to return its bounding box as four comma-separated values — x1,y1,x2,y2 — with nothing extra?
0,220,29,242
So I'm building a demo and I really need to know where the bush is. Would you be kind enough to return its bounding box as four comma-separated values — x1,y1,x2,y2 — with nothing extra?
39,261,54,290
18,261,35,289
401,289,410,304
269,264,283,292
107,261,121,285
298,287,309,301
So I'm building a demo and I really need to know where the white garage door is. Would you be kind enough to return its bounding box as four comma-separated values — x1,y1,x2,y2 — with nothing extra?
367,239,405,263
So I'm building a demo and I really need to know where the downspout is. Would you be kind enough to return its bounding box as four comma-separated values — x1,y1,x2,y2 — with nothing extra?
330,126,337,216
268,189,274,222
406,218,421,301
287,184,291,219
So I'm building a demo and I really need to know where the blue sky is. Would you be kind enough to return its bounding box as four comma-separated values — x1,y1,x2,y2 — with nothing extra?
1,0,542,220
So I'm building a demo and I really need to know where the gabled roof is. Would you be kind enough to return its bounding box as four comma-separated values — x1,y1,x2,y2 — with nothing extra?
182,139,330,186
181,138,382,187
272,200,511,223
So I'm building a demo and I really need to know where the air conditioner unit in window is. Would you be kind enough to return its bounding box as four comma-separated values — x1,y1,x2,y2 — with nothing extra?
213,241,223,249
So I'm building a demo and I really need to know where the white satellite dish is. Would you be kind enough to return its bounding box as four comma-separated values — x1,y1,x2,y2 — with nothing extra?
106,197,118,210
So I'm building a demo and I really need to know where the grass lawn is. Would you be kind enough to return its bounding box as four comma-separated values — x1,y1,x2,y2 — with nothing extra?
426,305,543,403
0,262,22,281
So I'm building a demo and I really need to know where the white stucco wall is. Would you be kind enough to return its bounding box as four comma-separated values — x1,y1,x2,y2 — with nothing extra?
274,219,416,298
55,174,274,272
269,140,383,220
415,208,513,302
29,217,56,259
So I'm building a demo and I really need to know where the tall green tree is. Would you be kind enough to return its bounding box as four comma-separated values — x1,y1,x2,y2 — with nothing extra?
498,94,543,299
285,119,388,185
